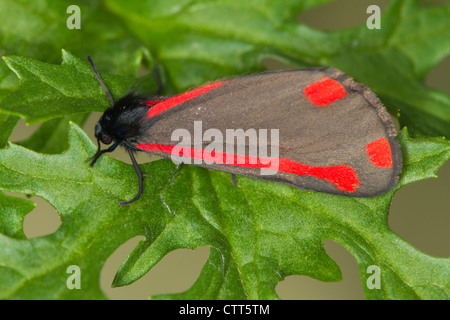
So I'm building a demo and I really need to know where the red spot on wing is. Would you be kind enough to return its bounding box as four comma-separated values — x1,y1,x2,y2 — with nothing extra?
303,77,347,107
145,82,226,119
366,138,393,168
136,143,359,192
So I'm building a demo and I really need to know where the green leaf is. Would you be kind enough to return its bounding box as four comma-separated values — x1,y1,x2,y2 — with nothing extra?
0,0,150,76
0,0,449,301
0,124,448,299
0,114,19,148
0,192,35,240
0,0,155,149
0,51,134,124
0,60,20,147
0,50,162,125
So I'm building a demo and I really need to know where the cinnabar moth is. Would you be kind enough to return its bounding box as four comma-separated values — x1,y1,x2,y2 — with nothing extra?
88,57,402,206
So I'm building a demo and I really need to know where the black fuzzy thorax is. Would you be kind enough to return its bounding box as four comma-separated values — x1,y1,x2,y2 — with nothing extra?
97,92,153,148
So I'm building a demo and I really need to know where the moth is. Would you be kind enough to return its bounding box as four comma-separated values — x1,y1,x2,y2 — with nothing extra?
88,57,402,205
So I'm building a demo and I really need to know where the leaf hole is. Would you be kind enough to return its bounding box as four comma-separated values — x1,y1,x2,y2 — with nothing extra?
10,193,61,239
424,55,450,94
9,118,40,143
389,161,450,257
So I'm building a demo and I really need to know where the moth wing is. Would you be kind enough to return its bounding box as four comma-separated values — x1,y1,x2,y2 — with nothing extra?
138,68,401,197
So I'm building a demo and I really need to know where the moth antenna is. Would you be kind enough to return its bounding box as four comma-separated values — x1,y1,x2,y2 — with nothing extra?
152,66,164,95
87,56,115,106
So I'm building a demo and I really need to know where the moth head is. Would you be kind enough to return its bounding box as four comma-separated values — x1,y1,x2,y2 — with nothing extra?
87,56,146,170
89,113,119,167
95,121,113,145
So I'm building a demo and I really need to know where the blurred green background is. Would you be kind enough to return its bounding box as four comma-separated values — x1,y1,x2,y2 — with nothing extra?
7,0,450,299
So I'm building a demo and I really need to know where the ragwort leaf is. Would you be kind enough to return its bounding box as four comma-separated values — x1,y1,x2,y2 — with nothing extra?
0,124,448,299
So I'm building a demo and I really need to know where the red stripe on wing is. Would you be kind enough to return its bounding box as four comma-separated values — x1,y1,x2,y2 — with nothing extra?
145,100,163,106
136,143,359,192
145,82,226,119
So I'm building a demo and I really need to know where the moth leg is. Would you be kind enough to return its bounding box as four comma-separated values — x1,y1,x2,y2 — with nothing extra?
119,149,144,206
231,173,237,187
89,141,119,167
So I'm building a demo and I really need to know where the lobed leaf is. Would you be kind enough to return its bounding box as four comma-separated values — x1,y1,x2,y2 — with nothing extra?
0,0,449,300
0,124,448,299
